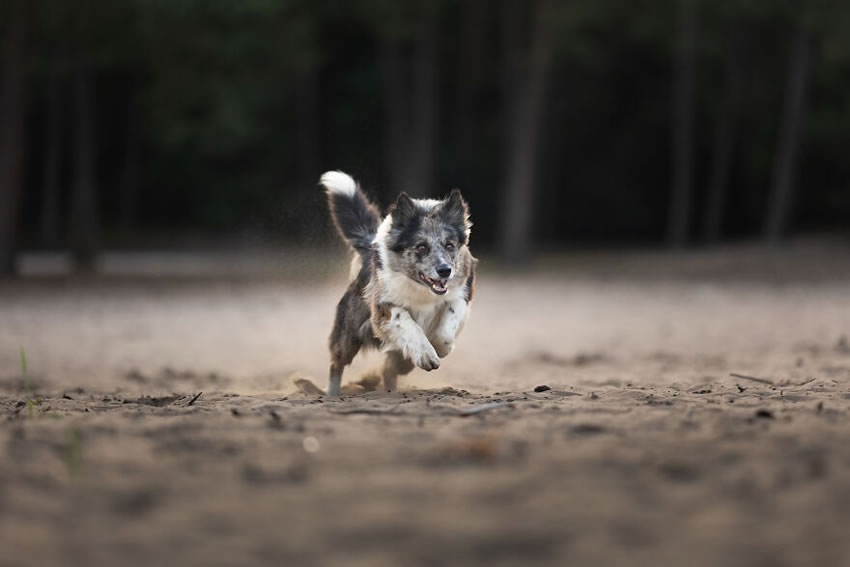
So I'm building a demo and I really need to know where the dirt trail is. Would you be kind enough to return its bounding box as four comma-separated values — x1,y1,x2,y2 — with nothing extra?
1,248,850,566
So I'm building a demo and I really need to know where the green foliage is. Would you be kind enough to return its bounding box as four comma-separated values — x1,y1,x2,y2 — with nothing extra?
17,0,850,240
19,346,36,418
20,346,28,390
20,347,39,418
18,348,57,419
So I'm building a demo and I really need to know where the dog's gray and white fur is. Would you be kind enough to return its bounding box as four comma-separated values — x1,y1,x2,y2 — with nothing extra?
320,170,477,396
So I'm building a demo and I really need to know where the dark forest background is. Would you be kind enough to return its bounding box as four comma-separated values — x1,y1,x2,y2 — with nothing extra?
0,0,849,274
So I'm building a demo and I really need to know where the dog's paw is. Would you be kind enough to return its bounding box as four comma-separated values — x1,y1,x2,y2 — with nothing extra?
418,354,440,371
413,344,441,371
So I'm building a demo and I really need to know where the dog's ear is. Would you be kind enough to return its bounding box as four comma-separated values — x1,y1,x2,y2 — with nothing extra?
439,189,471,244
390,192,417,225
387,193,421,252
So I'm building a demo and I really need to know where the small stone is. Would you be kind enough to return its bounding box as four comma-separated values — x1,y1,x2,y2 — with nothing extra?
302,436,320,453
534,385,551,393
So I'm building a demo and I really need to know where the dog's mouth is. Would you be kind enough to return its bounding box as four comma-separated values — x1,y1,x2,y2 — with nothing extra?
418,273,448,295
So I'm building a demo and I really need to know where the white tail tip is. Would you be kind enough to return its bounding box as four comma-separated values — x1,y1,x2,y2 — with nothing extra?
320,170,356,197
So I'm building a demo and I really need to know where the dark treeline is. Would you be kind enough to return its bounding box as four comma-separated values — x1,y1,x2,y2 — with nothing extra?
0,0,849,274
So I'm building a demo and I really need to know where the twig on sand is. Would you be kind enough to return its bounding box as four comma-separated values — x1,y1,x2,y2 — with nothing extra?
188,392,203,406
330,407,401,416
330,401,514,418
729,373,774,386
774,376,818,388
458,401,512,417
424,401,515,417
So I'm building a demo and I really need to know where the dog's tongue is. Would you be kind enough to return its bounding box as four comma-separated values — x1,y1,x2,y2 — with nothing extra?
421,273,448,294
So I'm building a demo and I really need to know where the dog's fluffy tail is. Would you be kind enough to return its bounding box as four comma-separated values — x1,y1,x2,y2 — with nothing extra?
320,171,380,258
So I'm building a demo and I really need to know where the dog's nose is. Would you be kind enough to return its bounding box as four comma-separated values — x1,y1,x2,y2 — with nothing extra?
436,265,452,279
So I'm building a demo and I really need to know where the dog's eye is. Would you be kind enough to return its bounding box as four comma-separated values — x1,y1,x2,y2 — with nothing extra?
445,242,455,252
416,244,428,254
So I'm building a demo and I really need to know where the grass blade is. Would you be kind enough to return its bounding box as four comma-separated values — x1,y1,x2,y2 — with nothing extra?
20,346,30,394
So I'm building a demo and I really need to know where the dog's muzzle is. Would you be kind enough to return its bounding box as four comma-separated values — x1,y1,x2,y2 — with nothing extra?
419,272,448,295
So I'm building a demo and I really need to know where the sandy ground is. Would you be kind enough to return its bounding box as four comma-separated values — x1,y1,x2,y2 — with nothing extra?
2,246,850,566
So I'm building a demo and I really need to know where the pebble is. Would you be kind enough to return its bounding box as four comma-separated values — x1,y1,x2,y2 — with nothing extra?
302,437,320,453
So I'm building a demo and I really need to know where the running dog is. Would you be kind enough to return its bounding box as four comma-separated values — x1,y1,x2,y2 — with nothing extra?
319,171,476,396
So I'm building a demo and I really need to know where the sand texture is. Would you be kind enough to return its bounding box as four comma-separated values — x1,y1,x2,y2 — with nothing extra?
2,248,850,566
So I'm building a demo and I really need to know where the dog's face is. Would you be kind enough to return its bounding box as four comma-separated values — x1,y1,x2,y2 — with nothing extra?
385,190,471,296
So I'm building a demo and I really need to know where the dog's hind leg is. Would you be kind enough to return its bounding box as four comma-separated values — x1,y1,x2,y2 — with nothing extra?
328,340,360,396
328,364,343,397
328,298,364,397
328,337,361,396
382,350,415,393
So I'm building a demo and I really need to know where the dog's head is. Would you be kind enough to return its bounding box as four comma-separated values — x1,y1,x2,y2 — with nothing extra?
385,190,471,296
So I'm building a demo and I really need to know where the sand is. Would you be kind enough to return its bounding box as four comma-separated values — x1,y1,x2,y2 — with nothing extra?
1,246,850,566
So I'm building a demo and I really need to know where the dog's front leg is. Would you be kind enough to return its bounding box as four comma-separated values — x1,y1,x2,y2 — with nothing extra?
431,299,468,358
374,305,441,371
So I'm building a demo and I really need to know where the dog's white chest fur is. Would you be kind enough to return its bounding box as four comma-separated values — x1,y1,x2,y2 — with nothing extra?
375,266,463,335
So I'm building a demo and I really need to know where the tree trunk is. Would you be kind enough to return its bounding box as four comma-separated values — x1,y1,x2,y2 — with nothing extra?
702,32,744,244
499,0,553,264
0,0,35,275
452,0,487,150
119,96,142,229
379,2,439,197
763,25,811,245
406,13,439,197
41,65,65,247
667,0,697,249
70,67,98,273
500,0,524,158
379,37,409,193
294,66,320,189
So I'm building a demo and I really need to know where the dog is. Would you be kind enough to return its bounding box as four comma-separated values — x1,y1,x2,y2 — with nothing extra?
318,170,477,396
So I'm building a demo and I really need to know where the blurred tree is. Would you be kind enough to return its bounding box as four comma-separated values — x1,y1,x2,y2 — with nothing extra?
668,0,697,249
119,94,142,229
764,21,812,245
137,0,319,231
70,65,97,272
0,0,35,275
452,0,487,149
68,0,102,272
702,28,746,244
2,0,848,255
40,62,64,247
377,0,440,197
500,0,553,263
281,1,321,190
36,0,72,247
294,65,320,189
